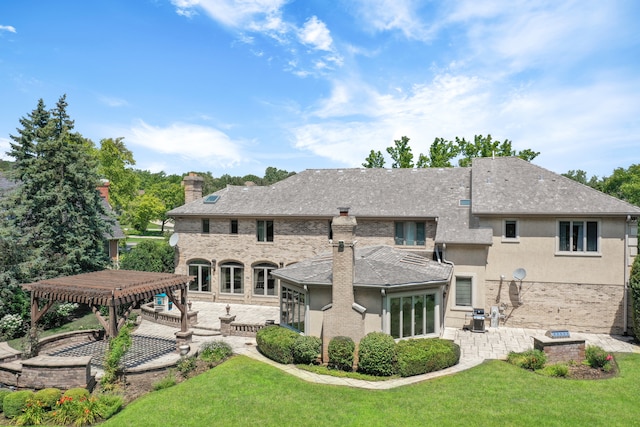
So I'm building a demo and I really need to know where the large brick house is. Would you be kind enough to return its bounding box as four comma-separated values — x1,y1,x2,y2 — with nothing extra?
168,157,640,340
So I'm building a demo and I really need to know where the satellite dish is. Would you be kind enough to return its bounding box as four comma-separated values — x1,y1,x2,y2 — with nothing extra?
513,268,526,281
169,234,179,247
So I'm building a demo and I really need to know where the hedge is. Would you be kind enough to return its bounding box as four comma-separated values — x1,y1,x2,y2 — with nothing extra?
34,387,62,409
357,332,396,376
396,338,460,377
292,335,322,364
328,336,355,371
256,325,300,364
0,389,12,413
2,390,34,419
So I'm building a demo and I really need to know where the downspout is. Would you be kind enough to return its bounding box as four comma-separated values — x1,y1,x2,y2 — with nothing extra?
624,215,631,335
441,243,455,334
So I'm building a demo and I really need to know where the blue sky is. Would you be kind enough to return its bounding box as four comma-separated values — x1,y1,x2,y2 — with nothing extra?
1,1,639,179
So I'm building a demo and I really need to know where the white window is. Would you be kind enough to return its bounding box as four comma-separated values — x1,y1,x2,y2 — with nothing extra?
558,220,599,253
454,276,473,308
394,221,426,246
253,263,277,296
188,260,211,292
389,291,438,339
220,262,244,294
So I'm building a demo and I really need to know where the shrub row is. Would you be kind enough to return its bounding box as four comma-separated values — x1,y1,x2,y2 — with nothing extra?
1,387,123,425
257,326,323,365
256,326,460,377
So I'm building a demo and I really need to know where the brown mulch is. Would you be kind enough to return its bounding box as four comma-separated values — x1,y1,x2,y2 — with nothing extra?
566,362,617,380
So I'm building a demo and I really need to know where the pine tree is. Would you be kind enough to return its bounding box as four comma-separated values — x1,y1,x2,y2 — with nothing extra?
2,95,110,280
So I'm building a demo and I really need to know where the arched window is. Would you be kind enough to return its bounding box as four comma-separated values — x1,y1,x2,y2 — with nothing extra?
253,263,278,296
220,262,244,294
188,259,211,292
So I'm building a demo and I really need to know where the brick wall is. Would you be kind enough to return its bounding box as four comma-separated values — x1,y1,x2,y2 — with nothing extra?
485,280,626,334
174,217,436,306
533,337,586,364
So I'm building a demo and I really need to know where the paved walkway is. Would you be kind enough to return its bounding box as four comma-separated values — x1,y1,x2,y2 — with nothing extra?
3,302,639,390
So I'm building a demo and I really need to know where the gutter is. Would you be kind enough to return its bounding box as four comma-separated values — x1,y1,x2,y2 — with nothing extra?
440,243,455,335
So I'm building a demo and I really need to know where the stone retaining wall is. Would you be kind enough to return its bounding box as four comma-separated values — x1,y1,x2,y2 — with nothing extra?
0,356,93,390
140,303,198,327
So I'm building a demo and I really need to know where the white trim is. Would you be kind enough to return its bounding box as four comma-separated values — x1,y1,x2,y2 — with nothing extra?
385,289,440,339
502,219,520,243
452,273,476,311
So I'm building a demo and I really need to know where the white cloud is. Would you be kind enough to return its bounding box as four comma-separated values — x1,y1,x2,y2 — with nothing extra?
98,96,129,107
0,25,16,33
292,67,640,176
0,138,12,160
298,16,333,51
351,0,434,41
125,120,245,169
172,0,288,31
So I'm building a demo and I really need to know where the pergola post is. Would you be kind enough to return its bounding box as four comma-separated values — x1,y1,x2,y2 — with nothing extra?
108,304,118,338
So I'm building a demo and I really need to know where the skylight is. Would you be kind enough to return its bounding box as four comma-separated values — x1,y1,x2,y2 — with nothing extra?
204,195,220,204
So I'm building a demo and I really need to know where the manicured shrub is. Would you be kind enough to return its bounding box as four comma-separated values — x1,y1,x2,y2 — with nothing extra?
0,389,12,412
199,340,233,365
33,387,62,409
585,345,614,371
63,387,90,401
540,363,569,377
328,336,355,371
357,332,397,376
506,349,547,371
256,325,299,364
292,335,322,365
396,338,460,377
2,390,34,419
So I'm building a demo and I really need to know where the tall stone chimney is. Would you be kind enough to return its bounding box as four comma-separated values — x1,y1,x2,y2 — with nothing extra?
322,207,365,364
183,173,204,204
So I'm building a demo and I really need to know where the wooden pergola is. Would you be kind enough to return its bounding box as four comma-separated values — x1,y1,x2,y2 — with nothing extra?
21,270,194,338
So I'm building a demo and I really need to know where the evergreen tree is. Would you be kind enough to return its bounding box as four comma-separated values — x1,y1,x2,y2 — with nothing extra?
2,95,110,281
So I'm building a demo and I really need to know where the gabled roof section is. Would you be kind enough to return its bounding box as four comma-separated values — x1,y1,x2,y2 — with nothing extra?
271,245,452,289
169,167,472,218
471,157,640,216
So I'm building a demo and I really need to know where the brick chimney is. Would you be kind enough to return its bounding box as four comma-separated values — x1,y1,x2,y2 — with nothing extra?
183,173,204,204
97,179,110,202
322,207,365,364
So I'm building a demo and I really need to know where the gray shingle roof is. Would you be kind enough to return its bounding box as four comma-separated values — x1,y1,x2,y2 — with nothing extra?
169,158,639,246
471,157,640,215
271,245,453,289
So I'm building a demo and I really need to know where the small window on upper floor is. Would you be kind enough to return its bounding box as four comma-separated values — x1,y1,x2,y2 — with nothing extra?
201,219,210,234
504,219,518,241
257,220,274,242
230,219,238,234
395,221,426,246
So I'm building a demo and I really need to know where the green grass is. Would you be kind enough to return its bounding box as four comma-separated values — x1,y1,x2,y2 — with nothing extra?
104,353,640,427
7,312,101,350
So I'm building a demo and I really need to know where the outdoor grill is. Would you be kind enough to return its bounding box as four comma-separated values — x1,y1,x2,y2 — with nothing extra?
471,308,486,333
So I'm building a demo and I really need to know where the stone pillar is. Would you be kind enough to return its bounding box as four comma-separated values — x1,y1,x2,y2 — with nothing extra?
183,173,204,204
322,208,365,364
219,315,236,337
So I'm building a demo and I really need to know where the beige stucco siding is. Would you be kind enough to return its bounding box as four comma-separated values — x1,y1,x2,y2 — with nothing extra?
481,217,627,286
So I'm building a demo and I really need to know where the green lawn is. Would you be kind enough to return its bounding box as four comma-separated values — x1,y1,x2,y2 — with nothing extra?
105,353,640,426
